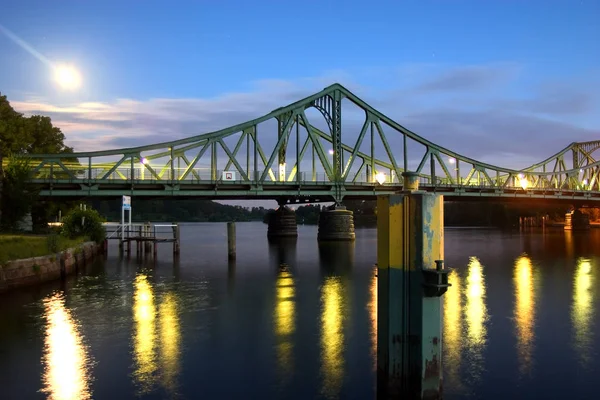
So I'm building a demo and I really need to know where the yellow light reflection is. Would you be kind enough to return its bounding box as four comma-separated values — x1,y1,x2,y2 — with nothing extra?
572,258,595,366
565,230,574,260
321,276,345,397
133,275,157,394
514,255,536,375
41,293,92,400
464,257,487,378
159,293,180,392
368,269,377,370
444,269,462,389
274,270,296,377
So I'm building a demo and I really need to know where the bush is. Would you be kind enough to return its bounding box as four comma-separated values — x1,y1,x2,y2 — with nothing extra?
61,207,106,244
46,233,60,253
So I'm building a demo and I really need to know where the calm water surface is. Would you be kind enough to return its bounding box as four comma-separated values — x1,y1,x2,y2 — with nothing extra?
1,222,599,399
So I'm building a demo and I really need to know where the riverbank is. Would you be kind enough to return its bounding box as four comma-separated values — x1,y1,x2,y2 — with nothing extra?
0,237,102,293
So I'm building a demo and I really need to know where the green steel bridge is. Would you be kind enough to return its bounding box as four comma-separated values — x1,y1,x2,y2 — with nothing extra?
11,83,600,205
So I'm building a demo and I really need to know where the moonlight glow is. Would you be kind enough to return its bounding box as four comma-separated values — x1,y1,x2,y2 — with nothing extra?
54,64,82,90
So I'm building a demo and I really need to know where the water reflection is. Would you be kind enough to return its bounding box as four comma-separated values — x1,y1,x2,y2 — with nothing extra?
133,274,158,394
321,276,345,397
318,242,352,398
513,255,537,375
159,292,180,392
274,268,296,381
444,269,463,390
268,238,298,267
565,230,574,260
40,292,92,400
368,267,377,371
132,273,182,395
572,257,595,367
464,257,488,381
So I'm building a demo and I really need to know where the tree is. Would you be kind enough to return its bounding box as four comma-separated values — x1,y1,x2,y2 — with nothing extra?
0,94,73,155
0,93,74,230
0,155,38,230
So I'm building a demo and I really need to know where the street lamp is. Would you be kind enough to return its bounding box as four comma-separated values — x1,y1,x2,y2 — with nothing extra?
375,172,386,185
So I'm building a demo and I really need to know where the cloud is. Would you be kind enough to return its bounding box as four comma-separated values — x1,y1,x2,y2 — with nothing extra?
8,63,599,175
413,63,521,92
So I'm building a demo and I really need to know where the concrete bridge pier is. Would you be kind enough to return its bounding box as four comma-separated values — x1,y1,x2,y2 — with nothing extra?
565,209,590,230
376,172,450,400
317,204,356,241
267,200,298,240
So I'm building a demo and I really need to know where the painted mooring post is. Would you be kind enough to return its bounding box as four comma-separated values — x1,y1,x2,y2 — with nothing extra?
377,172,450,400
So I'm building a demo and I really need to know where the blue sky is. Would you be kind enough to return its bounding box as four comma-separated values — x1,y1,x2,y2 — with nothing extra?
1,0,599,207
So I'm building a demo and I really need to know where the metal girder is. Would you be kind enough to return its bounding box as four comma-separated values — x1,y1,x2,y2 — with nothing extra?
14,82,599,200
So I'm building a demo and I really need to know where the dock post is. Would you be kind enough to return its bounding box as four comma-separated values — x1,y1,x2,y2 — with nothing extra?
227,222,236,260
173,223,180,255
377,172,450,399
144,222,152,253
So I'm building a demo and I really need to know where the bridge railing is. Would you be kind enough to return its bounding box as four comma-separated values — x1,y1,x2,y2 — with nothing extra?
26,161,589,191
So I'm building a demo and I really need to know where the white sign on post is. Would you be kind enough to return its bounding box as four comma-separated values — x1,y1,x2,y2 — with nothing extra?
122,195,131,210
222,171,236,181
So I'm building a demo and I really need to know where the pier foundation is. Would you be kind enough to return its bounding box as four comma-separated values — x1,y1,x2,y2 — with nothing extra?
317,205,355,241
376,172,450,399
565,209,590,230
267,206,298,239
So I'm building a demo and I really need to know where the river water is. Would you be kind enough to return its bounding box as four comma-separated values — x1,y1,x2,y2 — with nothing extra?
0,222,599,400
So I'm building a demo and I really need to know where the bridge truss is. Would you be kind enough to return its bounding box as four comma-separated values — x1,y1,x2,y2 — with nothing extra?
9,84,600,203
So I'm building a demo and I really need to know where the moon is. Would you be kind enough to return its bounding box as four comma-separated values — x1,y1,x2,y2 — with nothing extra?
53,64,82,90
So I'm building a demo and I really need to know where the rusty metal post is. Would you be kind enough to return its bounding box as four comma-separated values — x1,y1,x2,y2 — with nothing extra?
227,222,236,260
173,223,180,255
376,171,450,399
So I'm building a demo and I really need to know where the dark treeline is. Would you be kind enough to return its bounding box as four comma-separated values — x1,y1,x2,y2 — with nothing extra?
39,197,580,228
53,199,271,223
293,200,573,228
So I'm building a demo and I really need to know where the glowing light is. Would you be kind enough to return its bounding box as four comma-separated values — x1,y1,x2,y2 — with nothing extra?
514,255,536,375
133,275,157,394
583,179,588,186
464,257,488,380
375,172,386,185
444,269,463,388
328,149,334,155
54,64,82,90
274,270,296,379
517,173,524,179
40,293,92,400
448,157,456,164
279,163,286,182
520,177,529,190
572,258,595,367
159,293,181,393
321,276,344,397
140,157,149,165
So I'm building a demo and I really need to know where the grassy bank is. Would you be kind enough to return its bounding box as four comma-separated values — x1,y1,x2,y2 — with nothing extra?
0,234,87,264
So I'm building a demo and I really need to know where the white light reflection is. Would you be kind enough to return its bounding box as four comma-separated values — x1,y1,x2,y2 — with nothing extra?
40,293,92,400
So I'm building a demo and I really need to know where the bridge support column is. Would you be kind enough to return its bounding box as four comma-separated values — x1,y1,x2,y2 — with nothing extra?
565,209,590,231
317,204,356,241
267,203,298,240
376,172,450,400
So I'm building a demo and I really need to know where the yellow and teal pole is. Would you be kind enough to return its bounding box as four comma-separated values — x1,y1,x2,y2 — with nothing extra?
377,172,450,399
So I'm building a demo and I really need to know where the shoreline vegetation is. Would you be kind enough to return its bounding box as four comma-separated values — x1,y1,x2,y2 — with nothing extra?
0,234,86,264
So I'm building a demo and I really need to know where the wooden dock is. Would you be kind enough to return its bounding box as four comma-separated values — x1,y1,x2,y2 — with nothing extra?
104,222,181,257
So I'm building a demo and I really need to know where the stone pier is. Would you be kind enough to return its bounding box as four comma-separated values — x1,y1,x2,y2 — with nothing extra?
565,209,590,230
267,206,298,239
317,205,356,241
